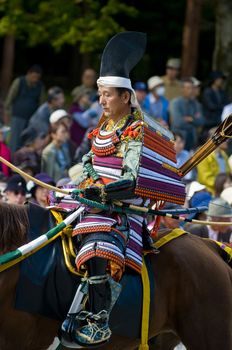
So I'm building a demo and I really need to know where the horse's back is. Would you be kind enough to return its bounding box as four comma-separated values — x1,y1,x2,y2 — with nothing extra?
150,232,232,350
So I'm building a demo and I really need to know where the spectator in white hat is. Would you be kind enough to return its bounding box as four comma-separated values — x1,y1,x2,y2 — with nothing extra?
206,197,232,243
49,109,72,129
187,180,206,199
220,187,232,206
221,102,232,122
50,109,76,165
143,76,169,126
161,58,182,100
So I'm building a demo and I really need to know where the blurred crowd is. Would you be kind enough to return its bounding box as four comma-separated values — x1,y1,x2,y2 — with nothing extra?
0,58,232,244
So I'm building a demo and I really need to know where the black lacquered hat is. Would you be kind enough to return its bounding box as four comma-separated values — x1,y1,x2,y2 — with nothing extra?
97,32,147,108
99,31,146,78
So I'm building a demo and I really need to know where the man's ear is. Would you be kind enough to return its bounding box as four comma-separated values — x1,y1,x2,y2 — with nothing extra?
123,91,131,104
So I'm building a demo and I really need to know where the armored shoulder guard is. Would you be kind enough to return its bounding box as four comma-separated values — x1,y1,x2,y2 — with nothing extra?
133,114,186,204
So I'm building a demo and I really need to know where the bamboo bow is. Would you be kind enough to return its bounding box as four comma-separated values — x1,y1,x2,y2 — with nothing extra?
179,114,232,177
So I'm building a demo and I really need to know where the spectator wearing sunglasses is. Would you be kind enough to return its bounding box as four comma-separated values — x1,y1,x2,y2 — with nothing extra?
4,174,27,205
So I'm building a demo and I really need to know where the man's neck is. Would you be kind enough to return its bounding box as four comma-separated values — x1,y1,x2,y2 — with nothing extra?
212,84,219,91
25,75,36,86
52,140,62,148
166,76,176,82
109,108,132,124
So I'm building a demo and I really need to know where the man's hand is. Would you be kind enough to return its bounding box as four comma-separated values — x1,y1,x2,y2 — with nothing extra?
83,186,102,202
184,116,193,123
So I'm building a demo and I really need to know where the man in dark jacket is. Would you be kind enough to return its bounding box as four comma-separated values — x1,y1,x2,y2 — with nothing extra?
202,70,228,132
4,65,45,152
29,86,65,135
170,78,204,151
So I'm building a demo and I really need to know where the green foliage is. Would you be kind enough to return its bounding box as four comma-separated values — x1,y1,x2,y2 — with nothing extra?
0,0,137,52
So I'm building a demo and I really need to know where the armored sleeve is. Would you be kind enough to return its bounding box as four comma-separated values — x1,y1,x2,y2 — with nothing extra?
104,140,142,200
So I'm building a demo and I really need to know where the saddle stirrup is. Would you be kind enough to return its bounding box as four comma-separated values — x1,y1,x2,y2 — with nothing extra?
60,280,88,347
74,274,122,347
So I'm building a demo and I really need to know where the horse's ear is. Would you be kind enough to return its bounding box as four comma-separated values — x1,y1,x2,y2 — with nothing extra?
26,202,56,239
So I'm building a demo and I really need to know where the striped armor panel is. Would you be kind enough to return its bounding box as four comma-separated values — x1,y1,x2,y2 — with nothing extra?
134,115,186,204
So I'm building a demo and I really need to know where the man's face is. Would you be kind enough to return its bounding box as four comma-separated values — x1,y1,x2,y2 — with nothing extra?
52,93,65,109
182,82,194,98
35,186,49,207
6,190,26,205
53,124,69,143
27,72,41,84
174,136,185,154
214,77,224,89
135,89,146,103
78,93,91,110
82,69,96,88
166,67,179,80
98,86,130,119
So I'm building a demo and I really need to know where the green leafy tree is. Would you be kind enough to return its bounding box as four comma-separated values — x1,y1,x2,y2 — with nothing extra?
0,0,137,96
0,0,137,51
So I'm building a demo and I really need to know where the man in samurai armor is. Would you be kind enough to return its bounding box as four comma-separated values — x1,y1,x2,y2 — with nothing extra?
61,32,186,347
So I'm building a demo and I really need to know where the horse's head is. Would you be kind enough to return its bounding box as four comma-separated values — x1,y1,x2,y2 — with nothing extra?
0,203,29,253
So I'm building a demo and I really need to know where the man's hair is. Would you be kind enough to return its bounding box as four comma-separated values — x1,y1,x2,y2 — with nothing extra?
47,86,63,102
115,87,132,104
27,64,43,75
181,77,194,85
173,131,185,141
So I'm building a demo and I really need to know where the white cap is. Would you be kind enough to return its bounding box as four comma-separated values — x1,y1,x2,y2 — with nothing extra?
147,76,163,90
220,187,232,206
49,109,70,124
191,76,201,87
187,181,206,199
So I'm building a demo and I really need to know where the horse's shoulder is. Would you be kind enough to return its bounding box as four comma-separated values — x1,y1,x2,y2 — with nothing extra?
153,229,214,267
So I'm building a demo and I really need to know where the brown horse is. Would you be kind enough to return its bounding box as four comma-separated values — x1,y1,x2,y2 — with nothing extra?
0,202,231,350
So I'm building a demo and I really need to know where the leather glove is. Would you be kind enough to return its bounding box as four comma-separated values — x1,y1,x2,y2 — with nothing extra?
104,179,135,200
83,186,102,202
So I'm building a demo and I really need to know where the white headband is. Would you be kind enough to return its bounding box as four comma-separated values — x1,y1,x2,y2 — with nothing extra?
97,76,140,109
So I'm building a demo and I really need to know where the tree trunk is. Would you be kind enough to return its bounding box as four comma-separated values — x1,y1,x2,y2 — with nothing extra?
0,35,15,99
69,44,82,87
181,0,203,77
213,0,232,99
81,53,92,71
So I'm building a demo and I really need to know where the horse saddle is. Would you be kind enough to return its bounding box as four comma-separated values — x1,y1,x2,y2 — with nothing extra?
15,203,154,339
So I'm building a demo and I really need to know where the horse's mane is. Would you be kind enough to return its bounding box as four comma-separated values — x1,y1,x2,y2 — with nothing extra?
0,203,29,253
